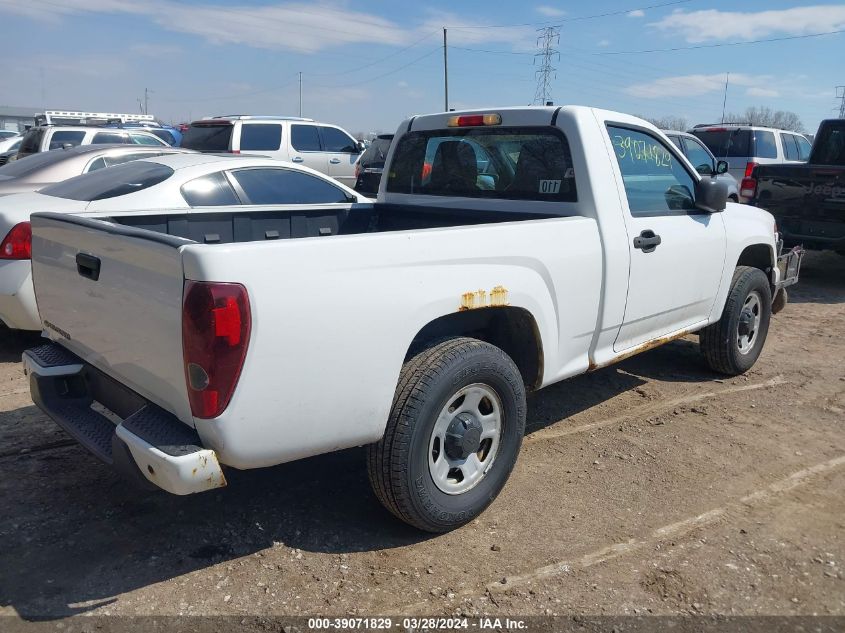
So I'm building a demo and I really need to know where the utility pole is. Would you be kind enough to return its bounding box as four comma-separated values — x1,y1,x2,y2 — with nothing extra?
721,73,730,123
144,88,149,115
533,26,559,106
299,72,303,117
837,85,845,119
443,28,449,112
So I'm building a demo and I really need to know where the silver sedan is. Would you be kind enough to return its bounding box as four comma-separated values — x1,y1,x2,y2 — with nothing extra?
0,144,192,196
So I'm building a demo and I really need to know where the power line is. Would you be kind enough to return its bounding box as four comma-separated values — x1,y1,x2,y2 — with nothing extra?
533,27,560,106
598,28,845,54
446,0,692,29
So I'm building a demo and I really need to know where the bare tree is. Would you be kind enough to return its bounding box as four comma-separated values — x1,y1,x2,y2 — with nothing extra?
635,115,689,131
723,106,805,132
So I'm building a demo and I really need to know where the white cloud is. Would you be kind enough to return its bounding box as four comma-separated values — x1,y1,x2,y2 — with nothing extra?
650,5,845,43
627,9,645,18
419,9,535,48
397,80,409,88
130,43,183,57
0,1,540,54
597,39,610,47
536,6,566,17
746,87,780,98
624,73,768,98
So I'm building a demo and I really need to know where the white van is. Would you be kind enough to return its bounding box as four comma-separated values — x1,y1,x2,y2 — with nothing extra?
181,116,364,187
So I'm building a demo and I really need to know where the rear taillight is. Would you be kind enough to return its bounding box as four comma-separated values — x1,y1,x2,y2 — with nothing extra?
744,161,758,178
0,222,31,260
182,281,251,419
740,177,757,199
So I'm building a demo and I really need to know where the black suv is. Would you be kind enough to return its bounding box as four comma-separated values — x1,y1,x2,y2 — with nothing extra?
354,134,393,196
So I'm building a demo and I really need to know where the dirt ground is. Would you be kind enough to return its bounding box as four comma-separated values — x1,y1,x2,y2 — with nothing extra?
0,251,843,624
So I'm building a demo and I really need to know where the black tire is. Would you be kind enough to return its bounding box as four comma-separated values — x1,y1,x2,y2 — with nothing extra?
700,266,772,375
367,337,526,532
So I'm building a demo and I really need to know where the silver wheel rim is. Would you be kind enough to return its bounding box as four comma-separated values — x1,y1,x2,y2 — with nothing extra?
737,290,762,355
428,383,503,495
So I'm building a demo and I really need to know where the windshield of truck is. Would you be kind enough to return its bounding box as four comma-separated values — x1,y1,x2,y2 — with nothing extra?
811,124,845,166
40,161,174,201
386,127,577,201
182,122,233,152
691,128,752,158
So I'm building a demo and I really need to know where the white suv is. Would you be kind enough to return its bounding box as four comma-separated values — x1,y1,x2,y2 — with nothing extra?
181,116,364,187
16,126,170,159
690,124,812,199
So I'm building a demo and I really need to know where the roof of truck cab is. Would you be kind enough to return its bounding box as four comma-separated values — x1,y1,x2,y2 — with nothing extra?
404,105,645,131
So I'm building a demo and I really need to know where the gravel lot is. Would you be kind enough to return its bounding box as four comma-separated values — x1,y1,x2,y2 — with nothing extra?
0,251,843,622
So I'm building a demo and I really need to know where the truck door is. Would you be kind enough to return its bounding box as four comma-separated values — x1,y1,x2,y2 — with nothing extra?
607,125,727,352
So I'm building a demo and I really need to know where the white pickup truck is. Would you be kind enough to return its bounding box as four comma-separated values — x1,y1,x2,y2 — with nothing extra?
24,106,801,532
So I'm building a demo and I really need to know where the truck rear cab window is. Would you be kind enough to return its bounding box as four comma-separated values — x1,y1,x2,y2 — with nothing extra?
182,123,233,152
812,126,845,166
385,127,577,201
181,171,240,206
608,125,696,217
240,124,282,151
48,131,85,150
40,161,174,201
230,168,352,204
291,125,321,152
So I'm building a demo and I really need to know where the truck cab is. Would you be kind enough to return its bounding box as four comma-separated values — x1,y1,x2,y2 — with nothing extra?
23,106,801,532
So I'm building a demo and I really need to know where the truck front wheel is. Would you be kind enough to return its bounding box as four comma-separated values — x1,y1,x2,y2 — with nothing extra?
367,337,526,532
700,266,772,375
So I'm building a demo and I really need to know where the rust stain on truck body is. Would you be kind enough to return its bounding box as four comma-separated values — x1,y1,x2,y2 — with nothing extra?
460,286,509,311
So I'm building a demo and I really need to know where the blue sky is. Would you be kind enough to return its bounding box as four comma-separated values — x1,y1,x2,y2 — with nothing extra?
1,0,842,135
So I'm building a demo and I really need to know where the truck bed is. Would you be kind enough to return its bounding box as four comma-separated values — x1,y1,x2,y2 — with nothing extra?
107,204,558,245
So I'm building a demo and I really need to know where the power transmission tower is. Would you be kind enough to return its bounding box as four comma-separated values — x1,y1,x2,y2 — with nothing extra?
837,86,845,119
533,26,560,106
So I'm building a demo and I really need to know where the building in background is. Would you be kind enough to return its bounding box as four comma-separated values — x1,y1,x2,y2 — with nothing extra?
0,106,38,133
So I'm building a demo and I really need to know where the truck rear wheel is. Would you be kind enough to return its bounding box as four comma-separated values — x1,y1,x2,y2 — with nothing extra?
367,337,526,532
700,266,772,375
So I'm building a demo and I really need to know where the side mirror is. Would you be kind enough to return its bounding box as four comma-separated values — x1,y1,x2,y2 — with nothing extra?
715,160,729,175
695,177,729,213
356,140,366,153
61,143,73,150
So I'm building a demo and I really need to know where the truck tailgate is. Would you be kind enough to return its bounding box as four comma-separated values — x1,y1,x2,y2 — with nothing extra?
30,213,194,425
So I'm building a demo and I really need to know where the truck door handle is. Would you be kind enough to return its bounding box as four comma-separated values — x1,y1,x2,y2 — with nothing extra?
633,230,661,253
76,253,101,281
291,156,304,163
329,158,341,164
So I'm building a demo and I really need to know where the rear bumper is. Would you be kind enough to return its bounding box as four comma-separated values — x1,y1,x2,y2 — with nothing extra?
23,342,226,495
0,260,40,330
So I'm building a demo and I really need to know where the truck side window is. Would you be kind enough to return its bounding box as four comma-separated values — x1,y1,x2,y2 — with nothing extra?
48,131,86,150
608,126,696,217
